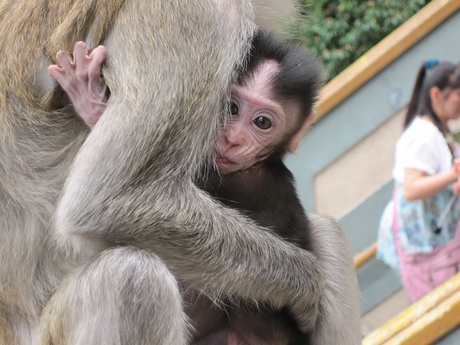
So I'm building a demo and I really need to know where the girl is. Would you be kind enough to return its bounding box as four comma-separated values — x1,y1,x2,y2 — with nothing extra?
378,60,460,302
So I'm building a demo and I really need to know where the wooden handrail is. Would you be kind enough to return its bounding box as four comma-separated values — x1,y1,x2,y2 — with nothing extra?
355,246,460,343
354,243,378,269
363,273,460,345
303,0,460,133
388,290,460,344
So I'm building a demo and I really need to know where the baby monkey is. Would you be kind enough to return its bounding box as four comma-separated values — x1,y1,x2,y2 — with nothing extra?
49,29,323,345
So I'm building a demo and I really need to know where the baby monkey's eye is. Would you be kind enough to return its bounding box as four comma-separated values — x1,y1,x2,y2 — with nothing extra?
229,102,239,115
254,116,272,129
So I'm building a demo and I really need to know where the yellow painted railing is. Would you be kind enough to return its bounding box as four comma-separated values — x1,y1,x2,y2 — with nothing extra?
306,0,460,130
354,244,460,344
363,273,460,345
354,243,378,269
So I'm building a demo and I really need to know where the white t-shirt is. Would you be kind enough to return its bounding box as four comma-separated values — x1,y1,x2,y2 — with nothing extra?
392,117,453,183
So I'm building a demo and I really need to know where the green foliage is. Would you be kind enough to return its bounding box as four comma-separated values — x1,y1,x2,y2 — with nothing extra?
288,0,432,82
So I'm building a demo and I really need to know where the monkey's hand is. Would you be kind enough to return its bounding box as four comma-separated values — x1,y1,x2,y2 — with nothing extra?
48,41,108,129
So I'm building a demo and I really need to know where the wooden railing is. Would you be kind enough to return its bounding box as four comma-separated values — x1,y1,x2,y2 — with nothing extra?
362,273,460,345
354,243,378,269
354,243,460,344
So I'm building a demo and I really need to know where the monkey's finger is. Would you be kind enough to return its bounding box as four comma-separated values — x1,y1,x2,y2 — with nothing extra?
73,42,90,68
47,65,74,92
87,46,107,78
48,59,80,94
47,65,64,81
55,50,74,72
72,42,92,82
89,46,107,62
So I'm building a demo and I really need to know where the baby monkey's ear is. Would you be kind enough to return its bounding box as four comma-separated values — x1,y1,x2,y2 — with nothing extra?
287,112,315,153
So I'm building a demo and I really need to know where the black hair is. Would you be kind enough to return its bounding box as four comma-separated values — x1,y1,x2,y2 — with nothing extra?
404,60,460,131
237,29,324,127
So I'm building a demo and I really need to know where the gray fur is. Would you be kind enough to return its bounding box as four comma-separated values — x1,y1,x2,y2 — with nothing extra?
308,214,362,344
0,0,360,344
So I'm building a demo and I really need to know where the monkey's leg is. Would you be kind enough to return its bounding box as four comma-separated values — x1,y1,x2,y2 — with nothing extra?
38,247,188,345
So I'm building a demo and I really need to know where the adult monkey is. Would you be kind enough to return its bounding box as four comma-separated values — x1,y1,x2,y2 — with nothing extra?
0,1,360,345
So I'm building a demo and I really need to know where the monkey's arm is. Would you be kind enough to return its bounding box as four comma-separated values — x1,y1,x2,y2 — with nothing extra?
307,214,361,344
57,174,324,333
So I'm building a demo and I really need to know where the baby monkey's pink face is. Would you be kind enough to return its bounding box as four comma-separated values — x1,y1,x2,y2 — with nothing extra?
215,61,298,174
